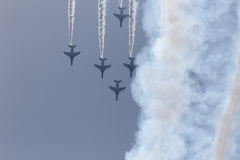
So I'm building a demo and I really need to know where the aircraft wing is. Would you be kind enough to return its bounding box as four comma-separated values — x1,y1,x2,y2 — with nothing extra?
109,86,116,92
104,65,111,70
123,14,129,19
123,63,131,69
133,65,136,70
113,13,120,19
134,65,139,69
64,52,71,57
74,52,80,57
119,87,126,92
94,64,101,70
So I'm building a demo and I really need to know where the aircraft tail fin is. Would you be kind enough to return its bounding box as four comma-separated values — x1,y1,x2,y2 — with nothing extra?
118,7,126,10
68,45,76,49
99,58,107,61
114,80,122,84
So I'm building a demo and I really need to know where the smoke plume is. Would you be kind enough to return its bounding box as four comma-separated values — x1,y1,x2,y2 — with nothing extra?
68,0,76,45
98,0,107,58
126,0,193,158
126,0,240,160
129,0,137,58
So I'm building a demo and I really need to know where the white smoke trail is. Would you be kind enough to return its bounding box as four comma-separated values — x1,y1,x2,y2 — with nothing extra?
68,0,76,45
119,0,123,8
129,0,137,58
98,0,107,58
126,0,240,160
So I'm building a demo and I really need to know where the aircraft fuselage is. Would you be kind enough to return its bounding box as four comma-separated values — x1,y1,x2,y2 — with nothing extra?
119,10,126,27
114,82,121,101
101,61,105,72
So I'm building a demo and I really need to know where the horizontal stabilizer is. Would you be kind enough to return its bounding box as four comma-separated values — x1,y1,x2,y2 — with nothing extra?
99,58,107,61
68,45,76,49
114,80,122,83
118,7,126,10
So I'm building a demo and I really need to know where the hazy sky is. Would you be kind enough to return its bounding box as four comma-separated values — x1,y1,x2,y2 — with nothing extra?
0,0,146,160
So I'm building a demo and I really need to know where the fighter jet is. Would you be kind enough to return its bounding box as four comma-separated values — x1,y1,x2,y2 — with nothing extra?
109,80,126,101
113,7,129,28
64,45,81,66
123,57,137,78
94,58,111,79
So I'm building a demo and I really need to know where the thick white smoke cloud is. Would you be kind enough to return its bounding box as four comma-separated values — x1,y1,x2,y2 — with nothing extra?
214,2,240,160
68,0,76,45
214,48,240,160
126,0,194,159
126,0,240,160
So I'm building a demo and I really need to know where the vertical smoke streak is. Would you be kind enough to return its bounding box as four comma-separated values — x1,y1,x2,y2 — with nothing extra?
68,0,76,45
119,0,123,8
214,48,240,160
98,0,106,58
126,0,240,160
129,0,137,58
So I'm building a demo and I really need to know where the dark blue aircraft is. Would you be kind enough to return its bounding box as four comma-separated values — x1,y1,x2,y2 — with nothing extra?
94,58,111,79
113,7,129,28
109,80,126,101
64,45,81,66
123,57,137,78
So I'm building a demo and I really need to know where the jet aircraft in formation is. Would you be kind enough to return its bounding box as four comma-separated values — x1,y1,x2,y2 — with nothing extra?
64,45,81,66
113,7,129,28
63,5,136,101
123,57,137,78
109,80,126,101
94,58,111,79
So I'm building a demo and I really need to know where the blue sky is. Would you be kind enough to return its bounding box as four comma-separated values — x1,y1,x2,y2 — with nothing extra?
0,0,146,160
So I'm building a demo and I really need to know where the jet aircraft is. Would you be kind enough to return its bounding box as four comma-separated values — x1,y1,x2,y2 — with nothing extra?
64,45,81,66
94,58,111,79
123,57,137,78
113,7,129,28
109,80,126,101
